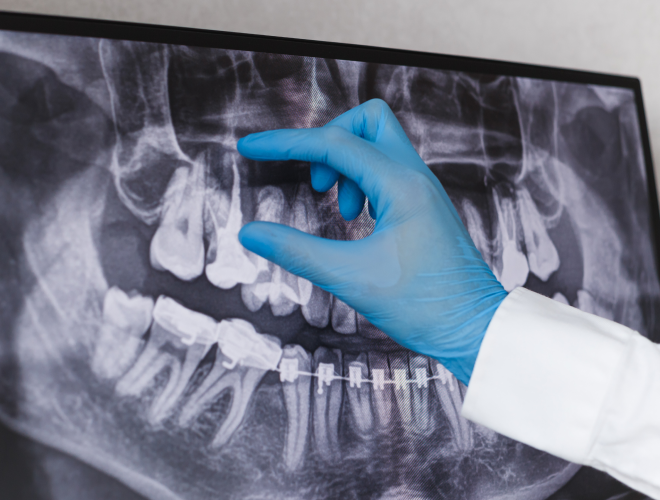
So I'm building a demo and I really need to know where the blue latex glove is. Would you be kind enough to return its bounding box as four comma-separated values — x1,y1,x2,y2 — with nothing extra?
237,99,508,385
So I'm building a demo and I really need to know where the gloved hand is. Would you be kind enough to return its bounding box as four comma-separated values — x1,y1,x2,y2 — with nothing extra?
237,99,508,385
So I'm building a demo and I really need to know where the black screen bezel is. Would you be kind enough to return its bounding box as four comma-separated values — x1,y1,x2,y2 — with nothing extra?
1,9,659,313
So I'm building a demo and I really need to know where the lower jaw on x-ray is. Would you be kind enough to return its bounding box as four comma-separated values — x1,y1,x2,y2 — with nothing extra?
0,26,658,500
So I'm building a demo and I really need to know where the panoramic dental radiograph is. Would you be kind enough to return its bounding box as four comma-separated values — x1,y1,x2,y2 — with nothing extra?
0,29,659,500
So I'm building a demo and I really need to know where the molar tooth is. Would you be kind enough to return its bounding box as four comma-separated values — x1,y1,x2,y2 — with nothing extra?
367,352,393,431
281,345,312,471
409,355,435,436
216,318,282,371
312,347,342,463
240,186,300,316
178,331,281,449
492,187,529,291
205,159,258,289
518,189,560,281
177,320,280,449
301,286,331,328
552,292,569,305
115,296,217,426
343,353,374,439
92,287,154,380
432,362,473,452
331,297,357,334
150,162,206,281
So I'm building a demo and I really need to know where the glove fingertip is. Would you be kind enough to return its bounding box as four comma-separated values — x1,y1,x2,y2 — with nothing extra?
310,163,339,192
236,135,256,156
238,221,277,260
338,176,366,221
339,200,363,221
237,131,283,160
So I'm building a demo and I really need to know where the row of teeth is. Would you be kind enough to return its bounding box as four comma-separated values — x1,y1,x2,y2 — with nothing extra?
92,286,481,471
281,357,455,394
150,155,372,331
149,152,563,331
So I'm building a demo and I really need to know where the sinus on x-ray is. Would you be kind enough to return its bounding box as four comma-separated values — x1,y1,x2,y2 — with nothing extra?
0,27,659,500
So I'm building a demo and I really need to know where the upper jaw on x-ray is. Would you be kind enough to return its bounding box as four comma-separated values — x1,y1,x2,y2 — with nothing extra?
0,31,658,500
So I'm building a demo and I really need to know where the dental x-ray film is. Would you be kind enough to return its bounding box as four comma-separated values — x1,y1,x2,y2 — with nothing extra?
0,13,659,500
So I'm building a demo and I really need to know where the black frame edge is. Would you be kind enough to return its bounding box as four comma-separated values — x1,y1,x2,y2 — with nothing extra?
0,10,642,87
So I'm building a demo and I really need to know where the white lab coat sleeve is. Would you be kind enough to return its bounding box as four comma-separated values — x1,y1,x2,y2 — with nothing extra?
462,286,660,499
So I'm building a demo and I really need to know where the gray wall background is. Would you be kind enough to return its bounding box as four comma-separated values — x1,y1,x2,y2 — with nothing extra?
2,0,660,197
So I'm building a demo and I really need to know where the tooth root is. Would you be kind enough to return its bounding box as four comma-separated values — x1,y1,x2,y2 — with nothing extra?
390,355,412,425
147,338,210,425
150,162,206,281
461,198,492,269
178,348,267,449
493,188,529,291
409,355,435,436
177,357,229,427
210,368,264,449
205,159,258,289
331,296,357,334
432,362,473,452
281,345,312,471
518,189,560,281
312,347,342,462
203,185,229,265
302,286,331,328
115,337,172,397
177,326,279,449
115,296,217,425
367,352,393,430
344,353,374,438
115,321,212,426
92,287,154,380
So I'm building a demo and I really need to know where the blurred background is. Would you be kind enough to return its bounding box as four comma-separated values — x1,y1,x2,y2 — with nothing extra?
0,0,659,195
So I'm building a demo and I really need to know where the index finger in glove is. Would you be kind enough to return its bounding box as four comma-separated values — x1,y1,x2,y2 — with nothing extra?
238,127,403,210
326,99,412,148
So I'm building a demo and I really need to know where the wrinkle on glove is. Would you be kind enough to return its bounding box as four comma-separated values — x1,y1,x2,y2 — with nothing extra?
238,99,507,384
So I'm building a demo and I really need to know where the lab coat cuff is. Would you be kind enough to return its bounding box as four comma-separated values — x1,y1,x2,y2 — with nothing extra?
462,287,633,465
